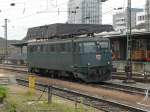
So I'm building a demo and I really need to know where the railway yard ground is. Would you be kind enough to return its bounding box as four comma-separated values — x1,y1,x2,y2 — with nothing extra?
0,65,150,111
0,71,101,112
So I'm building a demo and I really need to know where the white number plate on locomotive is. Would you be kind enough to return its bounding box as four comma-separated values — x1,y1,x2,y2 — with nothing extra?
96,54,101,60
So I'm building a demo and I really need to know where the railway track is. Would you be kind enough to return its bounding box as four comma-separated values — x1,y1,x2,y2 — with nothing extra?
0,64,150,97
0,64,27,73
1,64,150,111
0,65,150,96
16,78,148,112
1,64,149,82
94,82,150,96
0,77,9,85
112,72,150,82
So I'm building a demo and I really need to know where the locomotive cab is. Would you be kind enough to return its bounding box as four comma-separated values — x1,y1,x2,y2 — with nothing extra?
73,38,112,82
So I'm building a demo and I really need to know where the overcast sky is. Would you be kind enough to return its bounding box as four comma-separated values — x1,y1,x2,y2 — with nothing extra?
0,0,146,40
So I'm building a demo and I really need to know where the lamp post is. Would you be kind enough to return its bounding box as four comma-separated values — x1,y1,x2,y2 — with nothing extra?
146,0,150,32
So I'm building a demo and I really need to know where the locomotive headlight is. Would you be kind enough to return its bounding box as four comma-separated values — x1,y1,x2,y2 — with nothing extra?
107,61,110,64
87,63,91,66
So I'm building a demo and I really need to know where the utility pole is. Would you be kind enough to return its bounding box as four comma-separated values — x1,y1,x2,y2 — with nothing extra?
127,0,131,35
4,19,8,63
124,0,135,83
146,0,150,32
145,0,149,62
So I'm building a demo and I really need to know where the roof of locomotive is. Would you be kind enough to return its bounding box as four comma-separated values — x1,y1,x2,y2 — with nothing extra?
28,36,109,46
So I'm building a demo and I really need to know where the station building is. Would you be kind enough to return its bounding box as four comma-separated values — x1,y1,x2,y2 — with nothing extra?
105,32,150,74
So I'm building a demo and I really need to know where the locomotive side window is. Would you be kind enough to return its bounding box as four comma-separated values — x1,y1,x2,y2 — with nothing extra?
66,43,72,52
50,44,55,52
29,45,35,52
45,45,49,52
40,45,44,52
47,45,50,52
74,42,82,53
43,45,47,52
60,44,66,52
83,42,96,53
37,45,40,52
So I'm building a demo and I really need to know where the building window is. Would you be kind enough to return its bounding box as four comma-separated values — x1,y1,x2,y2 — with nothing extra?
138,15,145,21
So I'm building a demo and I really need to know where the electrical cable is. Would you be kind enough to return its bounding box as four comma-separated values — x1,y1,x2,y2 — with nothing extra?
37,86,47,101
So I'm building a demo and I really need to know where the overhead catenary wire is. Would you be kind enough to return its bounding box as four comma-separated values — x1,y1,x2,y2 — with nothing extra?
0,0,146,38
0,2,145,25
0,0,145,21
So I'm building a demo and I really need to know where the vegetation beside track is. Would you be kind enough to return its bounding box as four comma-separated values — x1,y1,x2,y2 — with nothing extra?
0,85,96,112
0,86,7,103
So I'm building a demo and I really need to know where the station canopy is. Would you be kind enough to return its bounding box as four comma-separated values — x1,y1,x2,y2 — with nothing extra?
25,23,114,40
11,40,28,47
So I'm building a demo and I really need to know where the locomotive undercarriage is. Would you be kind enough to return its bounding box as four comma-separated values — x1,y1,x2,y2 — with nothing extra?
73,66,112,82
29,66,112,83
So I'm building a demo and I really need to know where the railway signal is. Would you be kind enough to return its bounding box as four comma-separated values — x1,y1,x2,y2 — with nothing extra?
28,74,36,94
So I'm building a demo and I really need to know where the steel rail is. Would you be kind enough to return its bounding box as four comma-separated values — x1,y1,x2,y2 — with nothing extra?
16,78,148,112
0,64,149,82
1,64,150,97
94,82,149,96
0,65,150,96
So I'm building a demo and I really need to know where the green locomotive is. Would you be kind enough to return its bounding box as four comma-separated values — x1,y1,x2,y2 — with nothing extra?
27,35,112,82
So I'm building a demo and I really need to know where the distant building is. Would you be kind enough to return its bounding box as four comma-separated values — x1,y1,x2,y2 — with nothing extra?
113,8,143,32
0,37,21,62
136,12,145,26
135,0,150,30
67,0,107,24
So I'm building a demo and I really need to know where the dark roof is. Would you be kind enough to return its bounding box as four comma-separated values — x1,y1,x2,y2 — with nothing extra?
25,23,114,40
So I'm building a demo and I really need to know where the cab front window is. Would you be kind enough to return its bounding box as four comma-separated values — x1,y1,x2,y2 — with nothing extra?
83,42,96,53
97,41,109,49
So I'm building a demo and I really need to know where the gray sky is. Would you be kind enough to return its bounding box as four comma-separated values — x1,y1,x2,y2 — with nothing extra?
0,0,146,40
